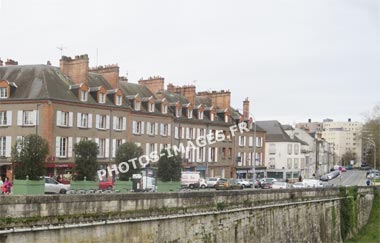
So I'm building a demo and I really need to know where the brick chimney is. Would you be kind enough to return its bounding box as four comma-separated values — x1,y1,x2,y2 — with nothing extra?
90,64,120,89
5,59,18,65
60,54,89,84
167,83,175,93
243,98,249,120
197,90,231,109
138,76,164,95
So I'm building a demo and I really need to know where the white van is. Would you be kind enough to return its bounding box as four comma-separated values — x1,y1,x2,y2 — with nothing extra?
302,179,323,188
181,171,202,189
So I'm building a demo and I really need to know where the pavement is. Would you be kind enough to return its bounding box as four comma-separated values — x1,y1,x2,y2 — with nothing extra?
329,170,367,187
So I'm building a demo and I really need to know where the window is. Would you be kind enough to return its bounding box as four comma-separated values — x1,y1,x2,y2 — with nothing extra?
187,109,192,119
99,93,106,104
269,144,276,154
229,148,232,158
114,117,123,130
222,147,227,158
287,158,292,169
287,144,293,155
224,115,229,123
58,111,70,127
0,111,9,126
189,128,194,139
22,110,36,126
294,158,299,169
256,137,263,147
210,147,216,162
0,136,10,157
59,137,67,157
147,122,155,135
98,138,106,158
162,104,168,114
149,103,155,112
96,115,109,130
198,111,204,120
210,113,215,121
116,95,122,106
294,144,299,155
135,101,141,111
239,136,246,147
132,121,143,134
249,137,253,147
176,107,182,117
0,87,8,98
160,123,169,136
269,158,275,168
80,90,88,102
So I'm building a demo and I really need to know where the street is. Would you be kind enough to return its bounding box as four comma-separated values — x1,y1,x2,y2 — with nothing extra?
329,170,367,187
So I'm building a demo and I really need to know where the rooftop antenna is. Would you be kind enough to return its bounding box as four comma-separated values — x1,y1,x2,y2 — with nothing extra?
56,44,67,57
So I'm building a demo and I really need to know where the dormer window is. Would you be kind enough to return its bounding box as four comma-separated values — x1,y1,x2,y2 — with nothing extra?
0,87,8,98
210,113,215,121
135,101,141,111
176,107,182,118
99,93,106,104
162,104,168,114
224,114,229,123
80,90,88,102
149,103,155,112
116,95,122,106
198,111,204,120
187,109,192,119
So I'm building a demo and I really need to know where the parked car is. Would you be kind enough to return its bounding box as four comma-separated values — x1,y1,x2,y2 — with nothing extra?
320,182,335,188
320,175,329,181
181,171,201,189
367,172,380,179
260,178,278,184
303,179,323,188
271,181,290,189
236,179,251,188
249,179,261,188
215,178,243,190
292,182,306,188
99,178,114,190
44,176,70,194
206,177,220,188
259,181,273,189
199,178,207,189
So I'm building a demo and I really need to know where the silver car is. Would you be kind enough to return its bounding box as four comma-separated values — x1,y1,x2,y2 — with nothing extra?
44,176,70,194
206,177,220,188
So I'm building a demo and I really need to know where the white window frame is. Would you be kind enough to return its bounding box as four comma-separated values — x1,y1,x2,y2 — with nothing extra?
135,101,141,111
23,110,36,126
162,104,167,114
187,109,192,119
198,111,204,120
0,136,11,157
99,93,106,104
0,87,8,98
116,95,122,106
210,112,215,121
149,102,155,112
80,90,88,102
176,108,182,118
269,144,276,155
0,111,11,126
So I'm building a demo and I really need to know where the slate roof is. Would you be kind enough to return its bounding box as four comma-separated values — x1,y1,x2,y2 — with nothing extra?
256,120,294,142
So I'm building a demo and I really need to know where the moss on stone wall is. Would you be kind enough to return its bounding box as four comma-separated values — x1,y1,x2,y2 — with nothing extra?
339,187,359,241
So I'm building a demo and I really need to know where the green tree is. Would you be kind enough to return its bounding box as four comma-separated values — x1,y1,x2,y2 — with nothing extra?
157,149,182,182
115,142,143,180
73,140,99,181
362,103,380,169
341,151,356,166
12,134,49,180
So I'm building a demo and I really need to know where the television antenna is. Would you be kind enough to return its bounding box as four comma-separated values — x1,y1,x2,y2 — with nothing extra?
56,44,67,57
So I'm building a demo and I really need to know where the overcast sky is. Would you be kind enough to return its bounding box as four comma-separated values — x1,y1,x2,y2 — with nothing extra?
1,0,379,125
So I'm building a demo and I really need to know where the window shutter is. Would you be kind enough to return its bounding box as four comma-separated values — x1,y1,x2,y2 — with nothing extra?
33,110,38,125
192,148,196,163
105,139,109,158
5,136,11,157
112,139,116,158
6,111,12,126
168,124,171,136
146,143,150,155
154,143,158,154
68,137,73,157
113,116,117,130
88,114,92,128
95,138,99,145
106,115,110,129
95,115,100,129
147,122,151,135
17,110,23,126
132,121,137,134
56,137,61,158
175,126,179,139
68,112,73,127
181,127,185,139
160,123,164,136
56,111,61,126
203,148,206,162
141,121,145,134
196,128,200,138
16,136,22,153
76,137,81,144
215,148,218,162
77,113,81,128
186,127,189,139
208,147,212,162
155,122,159,135
244,136,246,146
122,117,127,131
159,144,163,154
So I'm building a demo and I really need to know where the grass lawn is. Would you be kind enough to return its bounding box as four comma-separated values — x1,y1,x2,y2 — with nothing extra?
345,189,380,243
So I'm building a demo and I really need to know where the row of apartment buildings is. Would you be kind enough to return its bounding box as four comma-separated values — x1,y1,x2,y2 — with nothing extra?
0,55,360,181
0,55,266,180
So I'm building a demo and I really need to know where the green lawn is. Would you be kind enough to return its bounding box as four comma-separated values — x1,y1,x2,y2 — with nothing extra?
345,190,380,243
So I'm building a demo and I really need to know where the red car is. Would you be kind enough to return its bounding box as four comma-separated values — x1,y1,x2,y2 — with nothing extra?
99,179,114,190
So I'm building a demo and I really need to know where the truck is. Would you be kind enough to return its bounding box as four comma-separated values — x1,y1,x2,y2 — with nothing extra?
181,171,206,189
132,174,156,192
